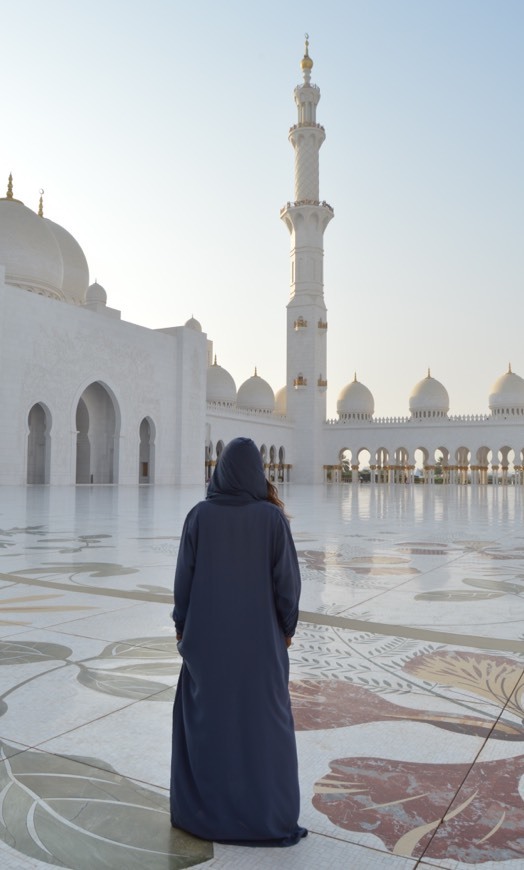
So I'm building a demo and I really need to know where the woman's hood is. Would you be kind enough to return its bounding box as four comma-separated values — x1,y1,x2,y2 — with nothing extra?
207,437,267,503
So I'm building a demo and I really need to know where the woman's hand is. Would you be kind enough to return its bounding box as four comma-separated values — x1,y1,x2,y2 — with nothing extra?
285,636,292,648
176,633,183,641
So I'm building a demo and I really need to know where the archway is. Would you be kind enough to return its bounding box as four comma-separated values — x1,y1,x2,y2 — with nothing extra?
339,448,352,482
375,447,390,484
27,403,51,484
139,417,155,483
357,448,371,482
455,446,471,484
414,448,428,483
75,382,119,484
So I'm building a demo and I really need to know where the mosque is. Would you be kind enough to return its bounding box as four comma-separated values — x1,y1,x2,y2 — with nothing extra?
1,41,523,488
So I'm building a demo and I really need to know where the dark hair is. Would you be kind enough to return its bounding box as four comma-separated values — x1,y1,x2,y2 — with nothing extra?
266,480,286,513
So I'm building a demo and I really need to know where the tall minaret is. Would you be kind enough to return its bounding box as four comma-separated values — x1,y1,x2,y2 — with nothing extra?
281,36,333,483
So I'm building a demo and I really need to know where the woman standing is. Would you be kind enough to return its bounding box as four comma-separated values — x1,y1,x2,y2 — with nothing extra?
170,437,307,847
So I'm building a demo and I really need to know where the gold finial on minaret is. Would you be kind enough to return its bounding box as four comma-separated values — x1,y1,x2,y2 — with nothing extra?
300,33,313,81
38,189,44,217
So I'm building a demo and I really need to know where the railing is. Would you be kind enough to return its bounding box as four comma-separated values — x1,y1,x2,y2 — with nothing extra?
280,199,334,215
288,121,325,133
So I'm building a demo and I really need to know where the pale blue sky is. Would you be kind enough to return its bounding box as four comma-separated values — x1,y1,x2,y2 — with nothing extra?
3,0,523,417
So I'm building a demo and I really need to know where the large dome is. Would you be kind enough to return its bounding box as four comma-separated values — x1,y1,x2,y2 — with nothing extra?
489,366,524,414
206,358,236,405
0,196,64,299
337,375,374,420
275,386,287,415
409,371,449,418
237,370,275,413
45,218,89,304
0,178,89,304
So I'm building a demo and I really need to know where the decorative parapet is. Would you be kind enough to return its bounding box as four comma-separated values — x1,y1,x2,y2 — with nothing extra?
294,317,308,329
317,319,328,329
280,199,334,215
324,412,503,426
206,402,288,420
449,414,494,422
289,120,324,133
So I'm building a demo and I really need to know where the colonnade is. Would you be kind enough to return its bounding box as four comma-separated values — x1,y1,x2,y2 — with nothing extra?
323,463,523,485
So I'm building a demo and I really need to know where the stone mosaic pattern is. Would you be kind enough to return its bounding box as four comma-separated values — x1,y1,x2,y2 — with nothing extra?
1,484,524,868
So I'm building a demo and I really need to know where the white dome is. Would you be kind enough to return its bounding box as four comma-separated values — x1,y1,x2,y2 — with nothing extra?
489,367,524,413
86,281,107,304
409,371,449,417
337,375,374,419
0,197,64,299
237,370,275,413
275,386,287,415
206,360,236,405
45,218,89,304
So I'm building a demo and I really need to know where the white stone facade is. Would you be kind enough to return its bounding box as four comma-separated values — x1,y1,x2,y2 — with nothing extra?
1,42,523,487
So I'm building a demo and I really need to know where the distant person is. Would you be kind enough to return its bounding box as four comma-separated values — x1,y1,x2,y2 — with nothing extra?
170,437,307,847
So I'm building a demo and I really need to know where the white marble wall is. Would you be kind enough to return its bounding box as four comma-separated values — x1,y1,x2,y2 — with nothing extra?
0,279,207,485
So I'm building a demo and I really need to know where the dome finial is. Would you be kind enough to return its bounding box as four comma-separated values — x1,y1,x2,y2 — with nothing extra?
354,372,357,382
6,173,13,200
509,362,512,374
427,367,431,378
213,354,217,366
38,188,44,217
300,32,313,82
254,366,258,377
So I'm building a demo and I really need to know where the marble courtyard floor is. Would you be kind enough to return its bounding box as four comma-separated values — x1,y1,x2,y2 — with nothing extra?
1,484,524,870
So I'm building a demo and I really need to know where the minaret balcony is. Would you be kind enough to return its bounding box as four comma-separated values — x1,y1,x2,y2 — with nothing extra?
317,319,328,329
289,122,325,133
317,378,328,390
293,376,308,389
280,199,334,216
294,317,308,330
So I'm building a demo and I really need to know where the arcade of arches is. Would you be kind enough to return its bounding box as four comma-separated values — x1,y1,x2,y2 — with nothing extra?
325,445,524,485
205,441,291,483
26,384,157,485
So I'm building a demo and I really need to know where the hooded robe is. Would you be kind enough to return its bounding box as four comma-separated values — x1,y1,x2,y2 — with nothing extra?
170,437,306,846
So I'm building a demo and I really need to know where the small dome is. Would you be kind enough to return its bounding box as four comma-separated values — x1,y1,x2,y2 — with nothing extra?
409,370,449,418
237,370,275,413
206,359,236,406
185,316,202,332
86,281,107,304
45,218,89,304
489,366,524,413
0,196,63,298
275,386,287,415
337,375,374,419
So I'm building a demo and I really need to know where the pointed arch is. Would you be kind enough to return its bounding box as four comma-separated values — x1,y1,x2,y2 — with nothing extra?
75,381,120,484
27,402,51,484
139,417,156,483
